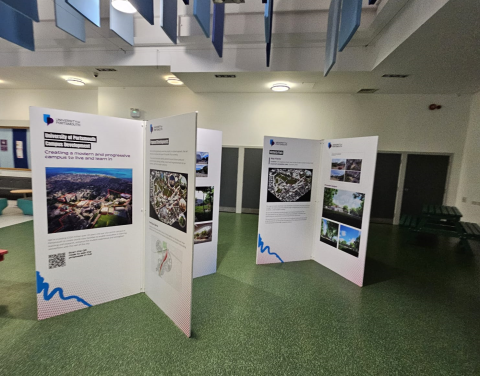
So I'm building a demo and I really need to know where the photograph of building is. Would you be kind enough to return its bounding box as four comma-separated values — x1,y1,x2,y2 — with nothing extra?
149,170,188,233
45,168,133,234
267,168,313,202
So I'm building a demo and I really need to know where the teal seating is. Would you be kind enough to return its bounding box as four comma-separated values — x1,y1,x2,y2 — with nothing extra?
17,198,33,216
0,198,7,215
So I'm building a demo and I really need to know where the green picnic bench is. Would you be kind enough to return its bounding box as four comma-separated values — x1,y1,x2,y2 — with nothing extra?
400,204,463,237
459,222,480,253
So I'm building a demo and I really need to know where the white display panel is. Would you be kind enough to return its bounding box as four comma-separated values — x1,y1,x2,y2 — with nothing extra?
30,107,144,319
144,113,197,337
193,129,222,278
257,136,321,264
312,137,378,286
256,135,378,286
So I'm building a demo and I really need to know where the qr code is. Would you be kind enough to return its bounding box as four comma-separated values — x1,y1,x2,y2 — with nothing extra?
48,253,66,269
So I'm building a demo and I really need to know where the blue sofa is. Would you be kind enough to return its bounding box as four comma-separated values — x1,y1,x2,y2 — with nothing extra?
0,198,7,215
17,198,33,216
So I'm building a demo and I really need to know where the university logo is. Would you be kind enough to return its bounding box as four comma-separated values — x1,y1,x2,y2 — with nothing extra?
270,139,275,146
150,124,153,133
328,142,332,149
44,114,54,125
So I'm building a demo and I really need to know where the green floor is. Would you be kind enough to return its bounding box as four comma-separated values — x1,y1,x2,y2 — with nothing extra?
1,213,479,375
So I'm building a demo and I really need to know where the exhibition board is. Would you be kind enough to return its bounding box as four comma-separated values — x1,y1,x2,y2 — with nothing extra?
257,135,378,286
30,107,222,337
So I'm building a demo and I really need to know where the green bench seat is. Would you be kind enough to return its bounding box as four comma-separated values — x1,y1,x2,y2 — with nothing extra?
459,222,480,253
399,214,419,229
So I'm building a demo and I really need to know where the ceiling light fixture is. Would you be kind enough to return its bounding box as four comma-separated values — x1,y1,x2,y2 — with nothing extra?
112,0,137,14
66,78,86,86
271,83,290,92
166,77,183,86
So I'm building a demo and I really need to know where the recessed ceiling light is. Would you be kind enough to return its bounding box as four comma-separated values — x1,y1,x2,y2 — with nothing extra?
271,83,290,92
166,77,183,86
66,78,85,86
112,0,137,14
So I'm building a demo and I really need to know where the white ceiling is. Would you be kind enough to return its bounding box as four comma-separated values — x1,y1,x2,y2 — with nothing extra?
0,0,478,95
0,66,175,89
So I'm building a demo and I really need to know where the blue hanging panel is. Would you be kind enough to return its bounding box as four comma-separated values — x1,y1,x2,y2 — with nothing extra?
110,4,134,45
161,0,178,44
264,0,273,44
129,0,154,25
12,129,29,169
324,0,341,76
194,0,211,38
66,0,100,27
212,3,225,58
54,0,86,42
183,0,189,4
368,0,378,4
338,0,362,52
0,3,35,51
0,0,39,22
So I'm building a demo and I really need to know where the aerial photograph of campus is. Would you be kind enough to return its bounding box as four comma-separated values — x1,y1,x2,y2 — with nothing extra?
346,159,362,171
196,152,209,177
345,170,361,183
195,186,214,222
320,218,339,248
194,223,213,244
267,168,313,202
338,225,361,257
149,169,188,233
330,170,345,182
322,187,365,229
331,159,346,170
45,167,133,234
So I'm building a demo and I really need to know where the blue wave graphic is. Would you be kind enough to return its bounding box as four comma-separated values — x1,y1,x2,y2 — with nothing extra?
36,271,92,307
258,234,284,263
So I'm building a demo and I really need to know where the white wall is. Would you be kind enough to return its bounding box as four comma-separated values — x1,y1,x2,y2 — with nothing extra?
0,89,98,177
98,87,471,205
457,91,480,223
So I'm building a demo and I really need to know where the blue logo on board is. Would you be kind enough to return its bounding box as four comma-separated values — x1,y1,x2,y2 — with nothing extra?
44,114,54,125
150,124,153,133
328,142,332,149
270,139,275,146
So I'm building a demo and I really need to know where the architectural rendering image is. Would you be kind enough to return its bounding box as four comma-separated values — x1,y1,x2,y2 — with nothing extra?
267,168,313,202
331,159,346,170
322,187,365,229
338,225,361,257
345,171,361,184
330,170,345,182
194,223,213,244
196,152,209,177
195,186,214,222
346,159,362,171
320,218,339,248
45,167,133,234
149,169,188,233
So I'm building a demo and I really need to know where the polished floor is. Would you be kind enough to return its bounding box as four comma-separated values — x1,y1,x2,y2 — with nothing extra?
0,200,33,229
0,213,479,375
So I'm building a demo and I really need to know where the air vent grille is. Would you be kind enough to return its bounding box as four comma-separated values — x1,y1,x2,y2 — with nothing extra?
382,74,409,78
215,74,236,78
96,68,117,72
357,88,379,94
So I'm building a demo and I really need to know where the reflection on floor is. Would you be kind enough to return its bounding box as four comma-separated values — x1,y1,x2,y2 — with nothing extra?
0,214,479,374
0,200,33,229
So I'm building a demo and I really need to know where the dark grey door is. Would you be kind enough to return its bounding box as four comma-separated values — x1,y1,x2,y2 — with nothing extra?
401,154,450,215
371,153,402,223
220,148,238,212
242,148,263,214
